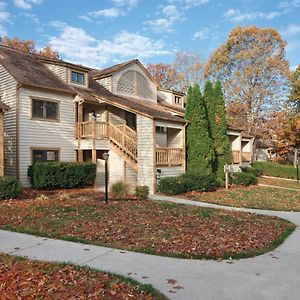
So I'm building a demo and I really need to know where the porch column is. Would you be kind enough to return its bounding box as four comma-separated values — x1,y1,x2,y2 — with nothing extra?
77,103,83,162
238,133,242,164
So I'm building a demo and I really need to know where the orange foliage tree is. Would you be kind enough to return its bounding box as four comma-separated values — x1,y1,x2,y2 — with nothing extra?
1,37,59,59
205,26,289,135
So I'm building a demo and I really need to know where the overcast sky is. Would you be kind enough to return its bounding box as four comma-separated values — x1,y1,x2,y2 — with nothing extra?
1,0,300,69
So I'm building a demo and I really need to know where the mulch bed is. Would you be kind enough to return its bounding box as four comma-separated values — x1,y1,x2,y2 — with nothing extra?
0,254,165,300
0,188,295,259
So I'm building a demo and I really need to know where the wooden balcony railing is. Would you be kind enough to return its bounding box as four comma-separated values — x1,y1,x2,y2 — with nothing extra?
116,124,137,139
77,121,108,139
242,152,252,162
108,124,137,160
156,148,183,166
231,151,252,163
231,151,241,164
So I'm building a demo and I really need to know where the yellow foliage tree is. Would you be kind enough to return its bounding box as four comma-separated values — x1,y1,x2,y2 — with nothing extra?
205,26,289,134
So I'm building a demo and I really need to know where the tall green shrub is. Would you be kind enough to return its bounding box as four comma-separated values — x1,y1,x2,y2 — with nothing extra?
185,84,215,174
213,81,230,182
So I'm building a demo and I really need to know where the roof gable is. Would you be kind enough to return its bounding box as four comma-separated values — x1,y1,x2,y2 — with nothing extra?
0,46,74,94
92,59,158,85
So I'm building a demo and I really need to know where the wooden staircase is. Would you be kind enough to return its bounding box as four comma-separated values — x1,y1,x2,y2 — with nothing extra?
108,123,138,170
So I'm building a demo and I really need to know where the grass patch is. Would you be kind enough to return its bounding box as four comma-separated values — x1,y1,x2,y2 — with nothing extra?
259,177,300,190
193,186,300,211
0,189,295,260
253,161,298,179
0,253,167,299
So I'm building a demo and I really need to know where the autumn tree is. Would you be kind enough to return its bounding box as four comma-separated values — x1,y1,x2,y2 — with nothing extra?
1,37,59,59
172,50,204,93
289,65,300,112
185,84,215,174
205,26,289,135
147,63,177,89
147,50,204,93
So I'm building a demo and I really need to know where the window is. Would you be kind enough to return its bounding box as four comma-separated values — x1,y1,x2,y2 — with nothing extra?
32,149,59,163
31,99,58,121
156,126,167,133
174,96,181,104
71,71,85,84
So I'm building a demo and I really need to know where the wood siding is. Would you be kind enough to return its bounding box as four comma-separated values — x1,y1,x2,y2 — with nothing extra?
97,77,112,92
112,63,157,102
109,106,126,125
108,149,124,188
157,166,183,179
156,132,167,147
18,87,77,186
45,63,67,82
168,128,183,148
125,162,137,192
137,115,155,193
0,65,17,177
0,112,4,176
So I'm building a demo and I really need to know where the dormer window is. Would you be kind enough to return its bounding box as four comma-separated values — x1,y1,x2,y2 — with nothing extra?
71,71,85,84
174,96,181,104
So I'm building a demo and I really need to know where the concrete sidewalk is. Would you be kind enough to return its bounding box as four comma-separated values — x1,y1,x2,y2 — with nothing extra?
1,195,300,300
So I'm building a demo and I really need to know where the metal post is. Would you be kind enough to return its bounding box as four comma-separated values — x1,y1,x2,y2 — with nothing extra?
105,159,108,203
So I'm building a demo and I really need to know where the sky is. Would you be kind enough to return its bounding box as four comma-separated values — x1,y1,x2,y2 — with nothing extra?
0,0,300,69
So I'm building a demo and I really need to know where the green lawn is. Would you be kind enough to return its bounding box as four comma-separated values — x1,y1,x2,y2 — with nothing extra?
0,188,295,260
253,161,298,179
259,177,300,190
193,186,300,211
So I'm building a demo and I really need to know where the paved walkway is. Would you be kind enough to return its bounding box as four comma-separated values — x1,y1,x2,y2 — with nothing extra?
1,195,300,300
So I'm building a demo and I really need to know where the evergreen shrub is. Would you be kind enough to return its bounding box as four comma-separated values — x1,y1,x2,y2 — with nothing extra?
158,173,218,195
230,172,258,186
135,186,149,200
28,162,96,189
0,176,22,199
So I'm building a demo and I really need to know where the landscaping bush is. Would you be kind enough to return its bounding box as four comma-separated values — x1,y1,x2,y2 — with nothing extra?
240,166,262,177
135,185,149,200
230,172,258,186
28,162,96,189
158,173,218,195
110,181,130,199
0,176,22,199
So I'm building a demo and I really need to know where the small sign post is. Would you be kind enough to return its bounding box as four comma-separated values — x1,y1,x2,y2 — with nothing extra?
297,159,299,184
224,164,230,189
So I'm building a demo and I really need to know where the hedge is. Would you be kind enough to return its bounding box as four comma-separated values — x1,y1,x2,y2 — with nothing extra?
158,173,218,195
240,166,262,177
28,162,96,189
230,172,258,186
0,176,22,199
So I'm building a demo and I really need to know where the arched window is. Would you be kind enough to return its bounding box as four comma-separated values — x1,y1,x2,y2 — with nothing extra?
117,70,153,99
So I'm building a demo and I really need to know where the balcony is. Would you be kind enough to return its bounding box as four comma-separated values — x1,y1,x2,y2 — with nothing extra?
242,152,252,162
231,151,252,164
156,148,183,166
77,121,108,139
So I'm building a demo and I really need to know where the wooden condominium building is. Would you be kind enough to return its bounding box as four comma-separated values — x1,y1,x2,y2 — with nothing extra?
0,46,187,193
0,101,9,176
0,45,253,192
